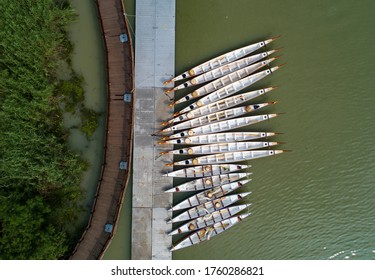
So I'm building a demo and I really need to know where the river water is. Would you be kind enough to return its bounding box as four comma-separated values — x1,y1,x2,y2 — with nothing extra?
172,0,375,260
66,0,106,234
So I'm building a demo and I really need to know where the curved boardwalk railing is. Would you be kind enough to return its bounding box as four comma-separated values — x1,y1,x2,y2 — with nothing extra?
70,0,134,260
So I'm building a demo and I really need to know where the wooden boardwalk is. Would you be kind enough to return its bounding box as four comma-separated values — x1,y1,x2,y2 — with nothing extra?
70,0,134,260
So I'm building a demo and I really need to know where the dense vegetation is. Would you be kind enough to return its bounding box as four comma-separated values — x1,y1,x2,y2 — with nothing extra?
0,0,97,259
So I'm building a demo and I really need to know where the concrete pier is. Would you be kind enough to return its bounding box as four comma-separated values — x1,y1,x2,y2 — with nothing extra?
132,0,175,260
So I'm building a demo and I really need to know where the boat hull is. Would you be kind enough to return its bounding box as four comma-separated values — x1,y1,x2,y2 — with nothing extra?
159,132,277,145
162,164,251,178
168,204,252,235
171,213,252,251
164,37,279,84
170,179,251,211
162,102,274,133
165,172,252,192
166,87,275,125
166,114,279,139
173,57,277,105
168,192,251,224
173,150,286,166
168,50,277,92
176,66,281,116
164,141,279,155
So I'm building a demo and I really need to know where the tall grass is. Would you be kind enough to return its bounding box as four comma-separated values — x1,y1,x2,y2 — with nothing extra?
0,0,90,259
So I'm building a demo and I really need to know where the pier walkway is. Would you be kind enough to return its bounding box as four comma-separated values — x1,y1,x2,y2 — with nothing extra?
70,0,134,260
132,0,176,259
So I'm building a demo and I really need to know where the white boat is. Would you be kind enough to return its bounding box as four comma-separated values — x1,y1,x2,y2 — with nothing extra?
163,37,279,84
167,192,251,224
162,87,275,126
169,179,251,212
168,204,252,235
171,57,277,106
165,50,278,93
171,150,286,166
165,172,252,193
176,65,282,116
161,102,275,133
171,213,252,251
161,141,280,155
165,114,279,139
162,164,251,178
159,132,278,145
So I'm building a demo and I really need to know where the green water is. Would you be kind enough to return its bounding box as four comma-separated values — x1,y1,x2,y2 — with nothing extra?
66,0,106,233
172,0,375,260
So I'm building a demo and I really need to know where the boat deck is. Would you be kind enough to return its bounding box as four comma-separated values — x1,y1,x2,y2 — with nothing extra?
70,0,134,260
132,0,176,260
